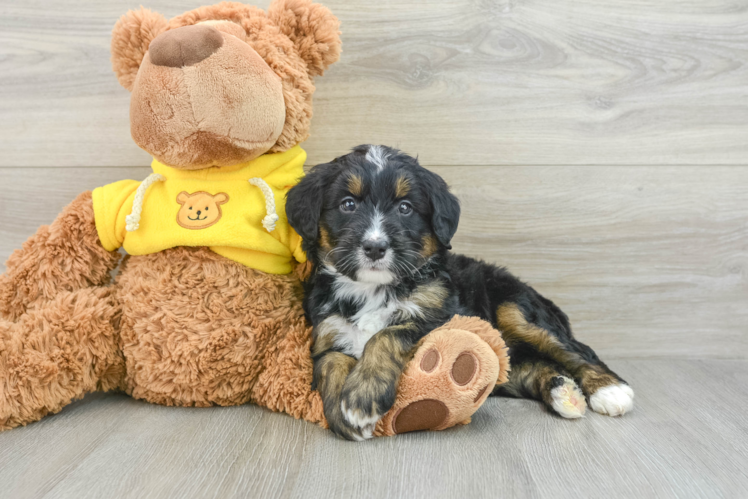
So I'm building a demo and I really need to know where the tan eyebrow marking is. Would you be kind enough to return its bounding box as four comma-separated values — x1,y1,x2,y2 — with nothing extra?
319,226,333,250
395,176,410,198
420,234,438,258
347,175,363,196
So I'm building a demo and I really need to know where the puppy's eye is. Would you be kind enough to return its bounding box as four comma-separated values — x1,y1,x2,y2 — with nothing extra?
398,201,413,215
340,197,357,213
205,207,209,211
189,207,193,210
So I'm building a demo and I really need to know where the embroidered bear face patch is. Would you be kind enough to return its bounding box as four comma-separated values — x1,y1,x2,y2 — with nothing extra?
176,191,229,229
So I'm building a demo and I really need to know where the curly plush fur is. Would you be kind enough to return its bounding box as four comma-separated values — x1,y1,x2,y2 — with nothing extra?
116,246,321,414
0,0,508,437
1,0,340,432
0,189,325,430
0,192,125,430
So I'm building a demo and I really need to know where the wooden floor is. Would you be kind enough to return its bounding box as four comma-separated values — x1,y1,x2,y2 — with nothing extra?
2,0,748,497
1,359,746,498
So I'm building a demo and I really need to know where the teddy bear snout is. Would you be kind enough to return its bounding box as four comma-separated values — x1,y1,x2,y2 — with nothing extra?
149,24,224,68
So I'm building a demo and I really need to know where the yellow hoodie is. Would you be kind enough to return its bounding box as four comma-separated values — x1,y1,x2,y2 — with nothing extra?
92,146,307,275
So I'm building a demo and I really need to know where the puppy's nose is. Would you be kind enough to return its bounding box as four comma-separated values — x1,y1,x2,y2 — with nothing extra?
363,239,389,261
149,24,224,68
196,210,202,216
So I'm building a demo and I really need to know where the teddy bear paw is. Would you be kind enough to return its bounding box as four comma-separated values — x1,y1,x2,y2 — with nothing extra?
376,327,502,436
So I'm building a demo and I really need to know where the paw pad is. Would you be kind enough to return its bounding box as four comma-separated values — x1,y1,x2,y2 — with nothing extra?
473,385,490,403
451,352,477,386
420,348,440,373
392,399,449,434
550,376,586,419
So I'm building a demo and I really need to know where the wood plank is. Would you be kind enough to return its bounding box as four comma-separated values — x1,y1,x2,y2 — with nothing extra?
1,165,745,359
438,164,748,359
2,0,748,167
0,360,746,497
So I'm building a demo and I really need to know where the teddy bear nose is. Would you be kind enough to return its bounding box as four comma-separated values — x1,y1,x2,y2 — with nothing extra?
149,24,224,68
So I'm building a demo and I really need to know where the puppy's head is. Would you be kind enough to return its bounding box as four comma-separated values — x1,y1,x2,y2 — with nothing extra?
287,145,460,284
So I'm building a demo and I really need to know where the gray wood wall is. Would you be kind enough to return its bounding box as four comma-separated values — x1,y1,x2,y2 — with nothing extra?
1,0,746,359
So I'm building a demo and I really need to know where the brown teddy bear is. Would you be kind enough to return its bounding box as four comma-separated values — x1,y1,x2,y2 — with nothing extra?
0,0,509,438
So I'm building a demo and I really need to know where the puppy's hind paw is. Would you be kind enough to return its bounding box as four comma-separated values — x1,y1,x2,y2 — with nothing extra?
549,376,586,419
590,383,634,417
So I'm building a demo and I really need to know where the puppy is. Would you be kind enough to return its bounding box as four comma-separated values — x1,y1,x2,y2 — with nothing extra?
286,145,634,440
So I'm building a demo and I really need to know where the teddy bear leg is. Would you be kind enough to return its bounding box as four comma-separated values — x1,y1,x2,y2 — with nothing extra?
250,313,325,425
0,191,121,322
0,287,124,431
375,316,510,436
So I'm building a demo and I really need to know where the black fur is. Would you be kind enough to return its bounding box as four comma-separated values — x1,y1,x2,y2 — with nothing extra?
287,145,630,439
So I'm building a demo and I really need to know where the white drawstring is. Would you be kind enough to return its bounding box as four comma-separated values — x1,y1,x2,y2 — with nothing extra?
248,177,279,232
125,173,278,233
125,173,165,232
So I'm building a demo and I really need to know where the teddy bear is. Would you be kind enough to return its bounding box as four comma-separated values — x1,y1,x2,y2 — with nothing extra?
0,0,509,438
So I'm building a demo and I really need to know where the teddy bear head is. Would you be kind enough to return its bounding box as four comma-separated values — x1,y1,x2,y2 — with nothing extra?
111,0,341,170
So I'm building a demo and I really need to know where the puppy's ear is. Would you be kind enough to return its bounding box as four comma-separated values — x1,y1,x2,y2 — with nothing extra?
267,0,342,77
111,7,168,90
423,171,460,249
286,163,338,245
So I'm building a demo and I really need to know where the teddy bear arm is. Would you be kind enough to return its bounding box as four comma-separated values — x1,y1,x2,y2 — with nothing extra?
0,191,122,321
249,313,325,424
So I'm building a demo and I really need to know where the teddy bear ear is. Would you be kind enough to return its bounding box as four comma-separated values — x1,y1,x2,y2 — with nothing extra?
213,193,229,205
111,7,168,91
267,0,342,77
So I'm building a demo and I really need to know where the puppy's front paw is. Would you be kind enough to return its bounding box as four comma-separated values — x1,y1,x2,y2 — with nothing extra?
324,396,378,441
338,377,395,440
340,398,379,440
325,411,375,441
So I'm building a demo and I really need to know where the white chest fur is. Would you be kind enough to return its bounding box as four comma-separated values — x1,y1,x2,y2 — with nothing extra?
320,270,422,359
326,317,375,360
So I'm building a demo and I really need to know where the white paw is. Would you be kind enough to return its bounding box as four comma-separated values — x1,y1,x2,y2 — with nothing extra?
550,376,587,419
590,383,634,416
348,427,374,441
341,401,380,440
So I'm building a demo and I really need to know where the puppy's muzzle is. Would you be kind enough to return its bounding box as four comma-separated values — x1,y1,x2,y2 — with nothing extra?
363,238,389,261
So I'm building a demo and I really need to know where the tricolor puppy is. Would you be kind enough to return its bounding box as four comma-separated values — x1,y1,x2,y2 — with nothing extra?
286,145,634,440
